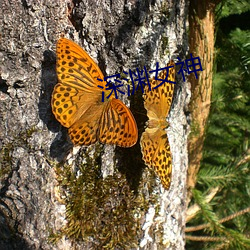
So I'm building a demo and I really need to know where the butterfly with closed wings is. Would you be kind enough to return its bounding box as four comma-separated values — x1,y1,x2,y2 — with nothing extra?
140,60,175,190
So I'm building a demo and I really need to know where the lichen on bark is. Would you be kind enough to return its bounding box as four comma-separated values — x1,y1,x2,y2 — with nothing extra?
0,0,188,249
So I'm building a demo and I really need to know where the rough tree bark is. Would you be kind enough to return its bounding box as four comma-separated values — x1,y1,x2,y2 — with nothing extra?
187,0,220,204
0,0,188,249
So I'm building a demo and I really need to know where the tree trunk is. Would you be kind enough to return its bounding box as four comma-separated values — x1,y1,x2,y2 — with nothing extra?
187,0,220,204
0,0,188,249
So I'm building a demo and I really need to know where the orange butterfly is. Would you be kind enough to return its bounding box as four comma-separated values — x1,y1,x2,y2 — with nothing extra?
52,38,138,147
140,60,175,189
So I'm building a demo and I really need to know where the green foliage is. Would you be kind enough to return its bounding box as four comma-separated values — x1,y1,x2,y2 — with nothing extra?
197,165,239,188
192,189,224,233
219,0,250,17
187,1,250,249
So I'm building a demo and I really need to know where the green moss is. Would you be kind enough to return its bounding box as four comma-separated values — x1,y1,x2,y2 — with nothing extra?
189,120,201,139
160,1,170,17
25,126,38,138
0,127,37,187
0,144,13,178
0,126,38,178
51,150,156,248
161,35,170,57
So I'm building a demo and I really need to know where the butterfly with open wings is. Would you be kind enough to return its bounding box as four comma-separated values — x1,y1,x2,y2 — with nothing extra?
51,38,138,147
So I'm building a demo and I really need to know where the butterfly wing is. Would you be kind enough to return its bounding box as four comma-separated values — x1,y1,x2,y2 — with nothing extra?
52,82,104,145
52,83,101,128
52,38,105,128
140,60,175,189
52,38,138,147
56,38,105,90
98,98,138,147
141,128,172,190
144,60,175,120
68,100,105,145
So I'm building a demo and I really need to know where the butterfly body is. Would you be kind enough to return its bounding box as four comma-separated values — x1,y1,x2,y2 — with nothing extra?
52,38,138,147
140,60,175,190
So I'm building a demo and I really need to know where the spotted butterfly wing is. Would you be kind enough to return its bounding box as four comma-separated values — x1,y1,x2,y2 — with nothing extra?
140,60,175,189
52,38,138,147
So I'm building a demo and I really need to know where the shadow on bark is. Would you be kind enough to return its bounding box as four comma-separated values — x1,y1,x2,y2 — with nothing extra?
39,50,73,161
116,90,147,191
0,210,33,250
